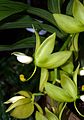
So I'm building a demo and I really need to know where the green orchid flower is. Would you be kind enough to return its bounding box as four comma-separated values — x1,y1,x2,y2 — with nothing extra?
34,32,72,69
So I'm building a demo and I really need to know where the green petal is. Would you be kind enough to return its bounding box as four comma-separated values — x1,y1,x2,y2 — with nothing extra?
53,13,84,33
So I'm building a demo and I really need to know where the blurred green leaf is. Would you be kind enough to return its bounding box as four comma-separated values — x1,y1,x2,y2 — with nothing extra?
0,36,36,51
0,0,27,21
0,20,65,39
27,6,57,26
48,0,61,13
0,15,65,38
38,23,65,39
0,15,40,30
66,0,73,15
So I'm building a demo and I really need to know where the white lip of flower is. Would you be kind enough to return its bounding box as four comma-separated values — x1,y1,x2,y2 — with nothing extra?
80,95,84,102
12,52,33,64
79,67,84,76
4,96,25,104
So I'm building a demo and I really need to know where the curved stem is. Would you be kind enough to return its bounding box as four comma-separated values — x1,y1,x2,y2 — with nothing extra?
74,101,84,117
59,102,67,120
26,66,37,81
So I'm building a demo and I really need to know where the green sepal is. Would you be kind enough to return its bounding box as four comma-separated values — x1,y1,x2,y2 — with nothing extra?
48,0,61,13
16,90,32,98
36,51,72,69
53,14,84,33
73,0,84,25
35,33,56,63
45,107,59,120
39,68,49,92
45,82,74,102
35,111,48,120
61,74,77,99
10,102,34,119
49,69,57,82
34,102,43,114
6,98,31,112
61,59,74,74
35,30,41,54
70,33,79,52
73,64,80,86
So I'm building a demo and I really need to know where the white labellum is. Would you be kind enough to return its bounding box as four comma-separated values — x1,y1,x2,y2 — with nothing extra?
80,95,84,102
12,52,33,64
4,96,25,104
